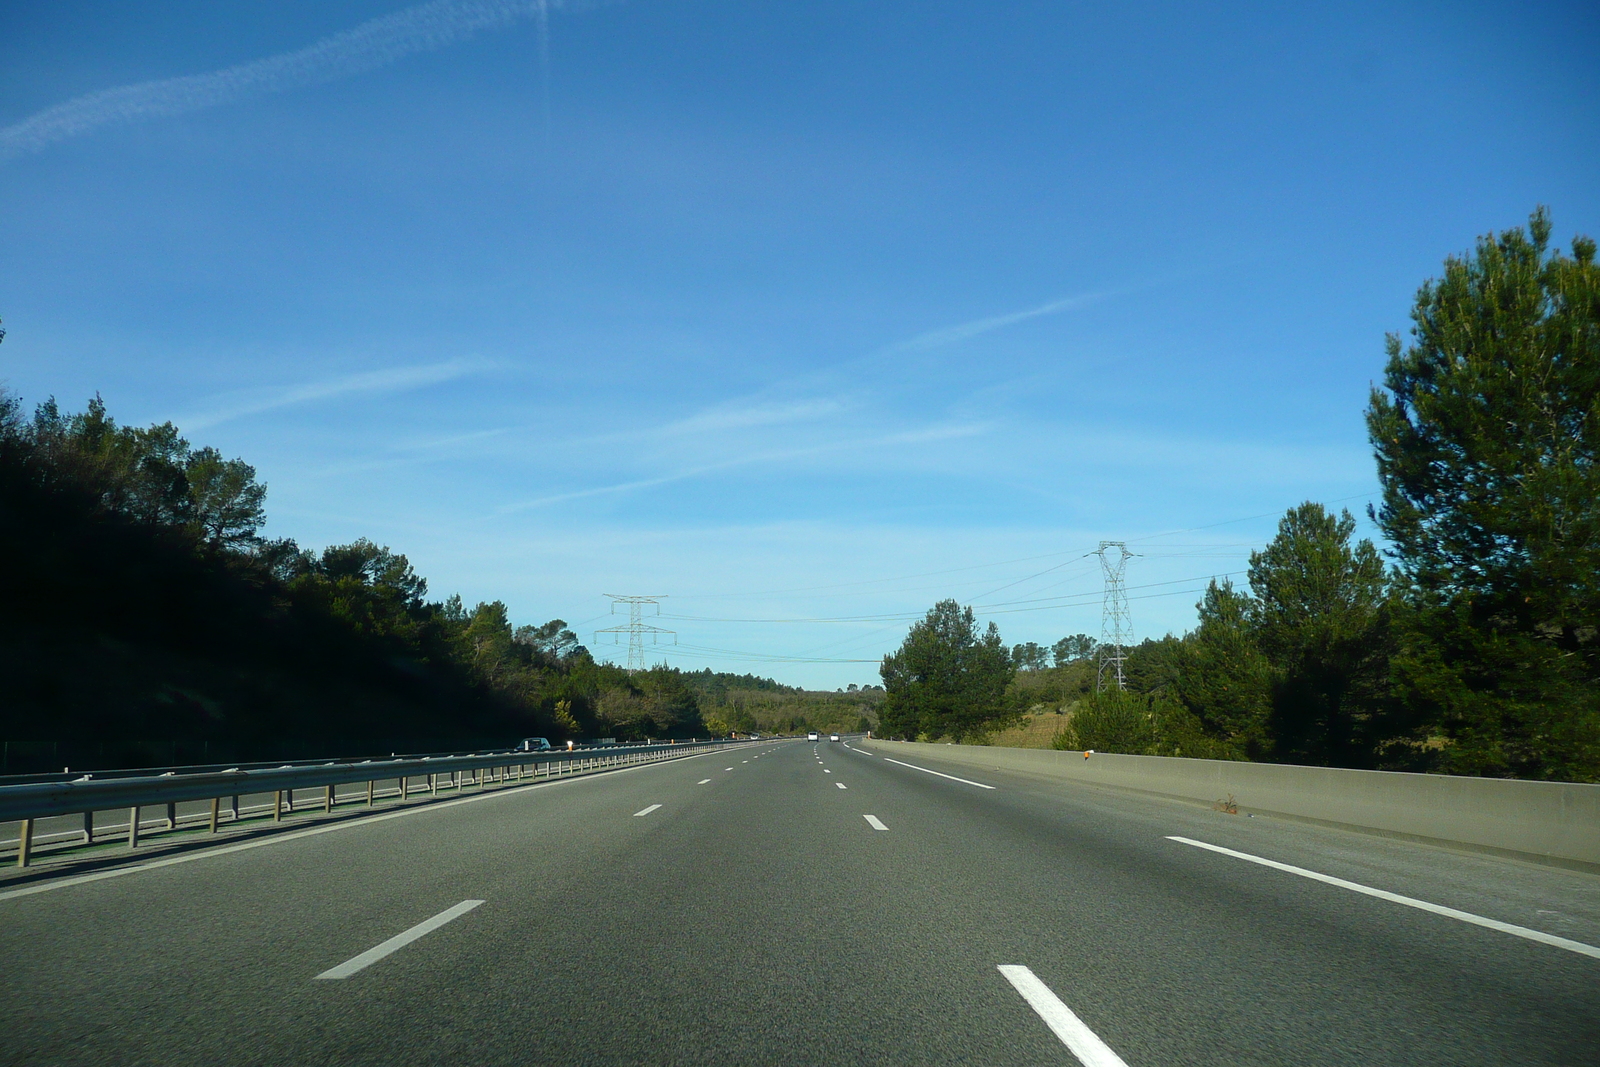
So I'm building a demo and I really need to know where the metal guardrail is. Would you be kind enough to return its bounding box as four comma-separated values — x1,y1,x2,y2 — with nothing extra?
1,738,760,868
0,738,688,788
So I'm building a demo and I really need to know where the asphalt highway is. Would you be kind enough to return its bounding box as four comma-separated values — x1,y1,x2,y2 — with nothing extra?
1,738,1596,1066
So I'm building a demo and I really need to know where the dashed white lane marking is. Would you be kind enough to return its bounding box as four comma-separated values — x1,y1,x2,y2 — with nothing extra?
998,965,1129,1067
742,760,749,763
824,769,832,774
863,814,888,831
725,767,734,771
881,757,996,789
1168,836,1600,960
836,783,848,790
633,804,662,817
315,900,484,980
697,779,711,785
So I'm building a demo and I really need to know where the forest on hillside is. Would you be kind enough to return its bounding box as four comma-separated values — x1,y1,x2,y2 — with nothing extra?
0,389,850,772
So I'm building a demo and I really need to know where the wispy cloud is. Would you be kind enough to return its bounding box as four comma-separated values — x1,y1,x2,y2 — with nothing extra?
183,358,492,429
661,397,850,436
498,422,989,512
881,291,1108,355
1,0,576,164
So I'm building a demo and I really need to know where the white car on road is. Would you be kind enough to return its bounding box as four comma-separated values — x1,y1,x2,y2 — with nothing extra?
808,731,820,741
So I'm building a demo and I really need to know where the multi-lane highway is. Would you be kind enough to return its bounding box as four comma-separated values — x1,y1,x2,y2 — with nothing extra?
1,738,1596,1065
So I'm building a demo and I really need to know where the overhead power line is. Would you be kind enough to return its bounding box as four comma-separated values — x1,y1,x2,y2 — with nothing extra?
655,570,1244,624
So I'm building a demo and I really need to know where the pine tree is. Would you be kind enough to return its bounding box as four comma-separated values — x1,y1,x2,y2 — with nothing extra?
1367,208,1600,780
879,600,1015,741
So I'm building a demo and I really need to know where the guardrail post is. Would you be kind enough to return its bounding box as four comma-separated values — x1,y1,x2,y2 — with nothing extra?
231,795,239,822
324,784,333,813
429,773,436,796
400,775,409,800
128,806,140,848
273,791,283,821
209,797,220,834
82,811,94,845
16,818,33,868
166,801,177,831
366,780,374,806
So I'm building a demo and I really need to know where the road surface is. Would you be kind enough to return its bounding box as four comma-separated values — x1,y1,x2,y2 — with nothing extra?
1,738,1595,1065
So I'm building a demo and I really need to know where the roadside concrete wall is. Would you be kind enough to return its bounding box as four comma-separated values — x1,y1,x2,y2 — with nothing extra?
858,739,1600,868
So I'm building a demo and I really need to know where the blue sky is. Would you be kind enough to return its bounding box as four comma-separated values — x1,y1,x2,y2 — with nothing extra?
4,0,1597,686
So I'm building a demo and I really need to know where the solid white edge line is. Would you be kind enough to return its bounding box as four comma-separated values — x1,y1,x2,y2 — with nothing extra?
863,814,888,830
0,748,724,903
1167,836,1600,961
881,757,996,789
997,965,1129,1067
633,804,662,817
315,899,484,980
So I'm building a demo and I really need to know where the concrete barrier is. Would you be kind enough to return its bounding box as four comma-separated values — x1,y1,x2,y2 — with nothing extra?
858,739,1600,869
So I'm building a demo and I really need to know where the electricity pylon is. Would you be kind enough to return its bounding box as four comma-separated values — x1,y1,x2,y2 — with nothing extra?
1096,542,1134,692
595,595,675,673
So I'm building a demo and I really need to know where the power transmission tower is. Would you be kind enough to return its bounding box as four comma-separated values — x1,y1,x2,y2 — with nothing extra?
1096,542,1134,692
595,595,675,673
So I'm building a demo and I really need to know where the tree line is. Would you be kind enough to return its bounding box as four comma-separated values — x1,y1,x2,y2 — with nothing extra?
0,387,839,771
877,210,1599,782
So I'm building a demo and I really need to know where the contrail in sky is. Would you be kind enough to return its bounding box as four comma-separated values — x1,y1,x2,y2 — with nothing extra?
884,292,1109,354
182,357,492,430
0,0,575,164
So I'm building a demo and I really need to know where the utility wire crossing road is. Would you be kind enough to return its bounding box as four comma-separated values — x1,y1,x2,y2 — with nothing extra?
1,739,1596,1065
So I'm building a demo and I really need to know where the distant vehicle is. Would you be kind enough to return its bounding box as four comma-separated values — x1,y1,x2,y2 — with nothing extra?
515,737,552,752
829,733,841,742
808,731,820,741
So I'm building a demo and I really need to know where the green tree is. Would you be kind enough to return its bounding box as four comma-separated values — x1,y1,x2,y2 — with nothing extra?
182,447,267,551
1177,579,1273,756
1011,641,1049,670
460,601,517,685
515,619,583,661
1052,634,1096,666
1248,503,1395,766
552,699,581,738
879,600,1016,740
1121,635,1185,695
22,396,266,551
1367,208,1600,780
